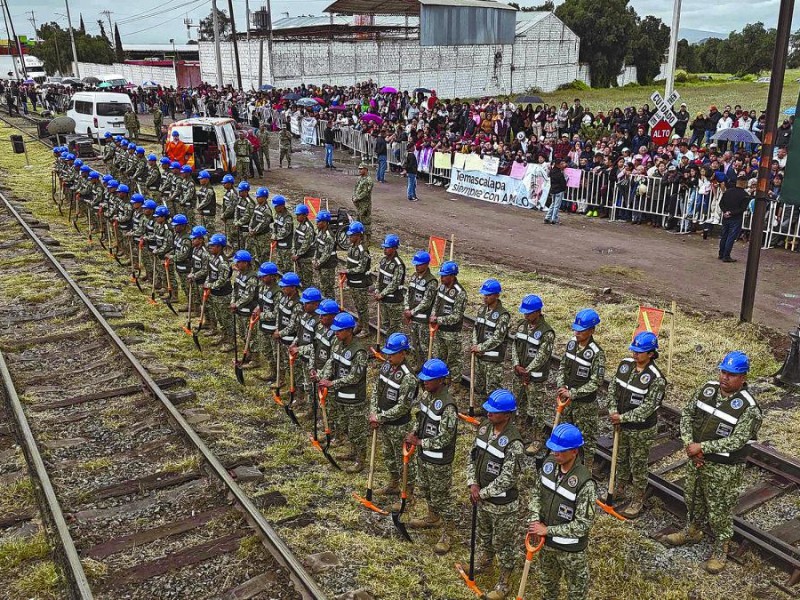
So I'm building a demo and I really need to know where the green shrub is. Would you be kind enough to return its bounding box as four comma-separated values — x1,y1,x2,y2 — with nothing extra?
557,79,591,91
675,69,688,83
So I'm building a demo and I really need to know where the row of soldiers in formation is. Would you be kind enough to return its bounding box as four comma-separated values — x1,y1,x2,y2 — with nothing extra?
51,144,763,599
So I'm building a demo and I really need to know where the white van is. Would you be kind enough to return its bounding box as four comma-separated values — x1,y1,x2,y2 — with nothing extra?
99,74,128,88
67,92,134,139
166,117,239,177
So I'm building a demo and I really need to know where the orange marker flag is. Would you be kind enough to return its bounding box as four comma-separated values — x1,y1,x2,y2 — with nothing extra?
304,197,321,219
428,236,448,267
633,306,665,339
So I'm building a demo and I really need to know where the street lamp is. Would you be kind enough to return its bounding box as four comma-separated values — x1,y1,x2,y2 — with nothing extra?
170,38,176,87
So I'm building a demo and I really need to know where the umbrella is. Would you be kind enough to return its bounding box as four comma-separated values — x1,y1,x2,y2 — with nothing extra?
313,97,325,105
296,97,319,107
344,98,361,106
784,106,796,116
259,84,274,91
141,80,159,89
124,83,136,89
414,87,432,93
328,105,347,112
516,95,544,104
23,78,36,85
711,128,762,145
380,86,397,94
283,92,301,101
97,82,113,88
82,76,100,84
361,113,383,124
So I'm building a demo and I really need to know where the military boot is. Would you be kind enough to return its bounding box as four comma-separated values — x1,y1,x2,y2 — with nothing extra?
619,493,644,519
485,568,512,600
662,524,704,546
390,486,413,513
433,526,451,555
377,477,401,496
474,552,495,574
408,508,442,529
703,542,730,574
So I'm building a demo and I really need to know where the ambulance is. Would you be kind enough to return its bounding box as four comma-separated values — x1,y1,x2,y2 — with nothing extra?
165,117,238,177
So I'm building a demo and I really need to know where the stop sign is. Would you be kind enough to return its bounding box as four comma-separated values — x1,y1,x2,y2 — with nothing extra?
651,120,672,146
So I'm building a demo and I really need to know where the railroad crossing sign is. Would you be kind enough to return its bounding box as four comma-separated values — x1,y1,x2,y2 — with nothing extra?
649,90,679,129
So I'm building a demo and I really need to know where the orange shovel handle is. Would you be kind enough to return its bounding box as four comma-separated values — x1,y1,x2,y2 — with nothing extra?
524,533,544,560
402,442,416,462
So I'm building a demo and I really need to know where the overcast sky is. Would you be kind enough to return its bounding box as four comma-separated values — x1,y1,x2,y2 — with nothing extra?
5,0,798,44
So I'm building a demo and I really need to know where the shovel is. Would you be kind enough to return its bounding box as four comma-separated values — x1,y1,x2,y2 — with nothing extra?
596,424,627,521
240,313,259,364
391,442,415,542
311,387,341,469
352,429,388,515
469,352,476,417
112,221,126,267
515,533,545,600
163,258,179,316
455,503,485,599
553,395,570,428
129,237,143,292
269,239,277,262
182,281,194,336
86,204,93,243
428,323,439,361
273,350,301,426
233,315,245,385
338,272,346,308
193,287,211,352
458,413,481,426
148,257,159,305
375,299,382,347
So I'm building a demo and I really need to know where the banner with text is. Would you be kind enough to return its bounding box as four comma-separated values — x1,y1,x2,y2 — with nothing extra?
300,117,319,145
447,167,537,209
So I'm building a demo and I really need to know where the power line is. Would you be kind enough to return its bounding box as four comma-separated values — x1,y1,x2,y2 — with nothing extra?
123,0,209,36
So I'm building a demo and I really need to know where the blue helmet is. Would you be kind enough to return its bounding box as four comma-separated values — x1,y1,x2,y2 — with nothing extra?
546,424,584,452
271,195,286,206
135,146,145,154
170,161,181,170
256,187,269,198
482,389,517,413
118,184,131,195
300,287,323,303
147,153,158,161
347,221,365,235
382,234,400,249
172,214,189,226
73,158,82,166
419,358,449,381
279,272,301,287
113,136,121,142
257,262,280,277
381,332,410,355
719,351,750,374
160,156,171,165
80,165,90,173
315,299,340,315
172,130,180,137
412,251,431,266
60,152,68,159
198,170,211,180
295,204,309,216
154,205,170,217
571,308,600,332
131,193,145,203
439,261,458,276
480,279,502,296
238,181,250,192
330,312,357,331
630,331,659,353
142,199,158,210
88,170,100,179
107,180,119,189
233,249,253,263
181,165,193,174
222,174,235,184
101,174,112,183
519,294,543,314
209,233,227,247
190,225,208,239
67,153,76,161
316,210,332,223
103,131,112,138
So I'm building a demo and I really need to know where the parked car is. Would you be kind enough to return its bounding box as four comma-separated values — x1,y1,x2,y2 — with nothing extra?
66,91,134,140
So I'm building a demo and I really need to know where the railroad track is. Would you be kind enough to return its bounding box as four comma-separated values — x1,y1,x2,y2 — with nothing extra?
0,192,324,599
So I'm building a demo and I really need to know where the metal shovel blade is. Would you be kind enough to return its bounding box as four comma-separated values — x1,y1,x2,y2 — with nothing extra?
284,405,300,427
164,298,179,316
234,362,245,385
192,332,202,352
391,503,412,542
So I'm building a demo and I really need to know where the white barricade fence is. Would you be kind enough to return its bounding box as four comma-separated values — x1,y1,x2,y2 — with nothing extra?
428,151,453,184
388,140,407,170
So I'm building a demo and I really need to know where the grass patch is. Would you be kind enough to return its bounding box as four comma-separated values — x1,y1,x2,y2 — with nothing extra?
0,479,35,516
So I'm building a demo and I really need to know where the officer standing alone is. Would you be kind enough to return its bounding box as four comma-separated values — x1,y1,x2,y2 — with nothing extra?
471,279,511,408
352,163,374,245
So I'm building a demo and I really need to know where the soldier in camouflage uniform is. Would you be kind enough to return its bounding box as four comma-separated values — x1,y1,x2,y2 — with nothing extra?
271,196,294,274
187,228,212,327
319,312,369,474
233,181,255,251
144,154,162,200
471,279,511,409
403,251,438,372
343,222,371,337
123,144,138,186
430,260,467,392
305,299,340,430
374,234,406,337
138,199,158,283
132,147,149,191
118,187,138,264
511,295,555,455
234,132,253,181
124,106,140,142
292,204,315,289
557,309,606,473
112,140,128,179
289,286,322,414
206,234,234,348
196,171,217,233
258,122,271,170
663,351,762,574
176,165,197,223
278,124,292,168
528,424,597,600
151,104,163,143
406,358,458,555
274,272,303,388
229,249,260,361
253,262,281,382
156,158,174,206
607,331,667,519
369,333,418,504
467,389,525,600
313,210,337,299
220,174,237,239
166,162,183,214
248,187,273,262
101,133,116,169
352,163,374,245
151,205,175,298
170,215,193,303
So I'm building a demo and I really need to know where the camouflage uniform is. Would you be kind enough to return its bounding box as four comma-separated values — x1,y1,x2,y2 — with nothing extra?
376,252,406,336
221,186,238,239
557,336,606,472
291,308,319,403
166,169,183,213
139,211,156,281
345,241,371,332
207,251,234,341
177,174,197,223
431,279,467,385
255,278,281,379
124,109,140,141
279,127,292,167
151,106,163,142
152,220,175,294
298,317,337,427
466,418,525,572
102,140,115,170
188,245,211,323
369,358,418,484
248,199,273,262
404,266,438,371
196,183,217,233
511,316,555,439
132,156,149,190
313,226,337,299
172,229,193,300
607,358,667,500
472,300,511,399
233,193,255,251
231,266,260,352
272,208,294,275
352,174,374,245
275,291,302,386
145,162,162,200
293,217,315,288
528,456,597,600
258,127,271,169
235,137,253,181
157,167,175,208
677,382,762,552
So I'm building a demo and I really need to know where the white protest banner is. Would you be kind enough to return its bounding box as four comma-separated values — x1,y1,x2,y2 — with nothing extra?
300,117,318,145
447,167,535,209
290,114,301,136
482,155,499,175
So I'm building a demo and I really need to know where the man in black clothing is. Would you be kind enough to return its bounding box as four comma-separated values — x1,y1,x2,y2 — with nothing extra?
375,132,388,183
718,175,750,262
403,146,419,202
323,121,336,168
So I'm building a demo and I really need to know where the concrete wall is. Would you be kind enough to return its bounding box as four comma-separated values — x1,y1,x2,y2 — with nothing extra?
77,61,178,87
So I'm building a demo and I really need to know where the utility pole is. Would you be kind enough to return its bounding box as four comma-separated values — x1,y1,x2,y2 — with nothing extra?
211,0,223,87
245,0,250,43
100,10,112,37
0,0,19,79
64,0,80,78
226,0,242,90
266,0,273,84
740,0,795,322
664,0,681,98
3,0,27,78
26,10,36,34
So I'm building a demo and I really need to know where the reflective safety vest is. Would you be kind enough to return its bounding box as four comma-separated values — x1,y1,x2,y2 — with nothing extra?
152,222,166,253
539,458,592,552
407,270,437,324
297,313,317,347
513,318,554,382
190,247,207,284
331,339,367,405
275,213,294,249
173,235,191,274
376,361,414,426
473,421,522,505
233,272,258,315
563,337,602,402
433,282,465,332
234,196,252,231
197,186,216,216
208,254,232,296
314,324,335,371
474,301,509,363
377,255,405,303
293,221,315,258
613,358,664,430
276,295,299,345
315,230,337,268
345,244,371,289
692,382,759,465
250,203,271,235
145,218,157,251
416,389,457,465
257,283,278,332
